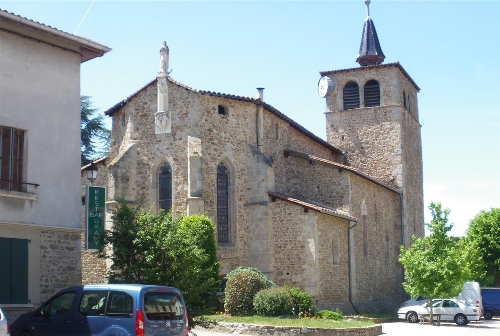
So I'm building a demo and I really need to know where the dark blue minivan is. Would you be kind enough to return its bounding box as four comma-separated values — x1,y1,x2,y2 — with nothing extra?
10,284,188,336
481,288,500,320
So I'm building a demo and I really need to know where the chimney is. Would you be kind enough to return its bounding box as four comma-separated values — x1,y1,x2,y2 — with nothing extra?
257,87,265,102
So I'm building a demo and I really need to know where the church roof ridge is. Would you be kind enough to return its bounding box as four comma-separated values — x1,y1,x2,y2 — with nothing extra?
105,79,343,156
267,191,358,222
284,149,401,193
319,62,420,92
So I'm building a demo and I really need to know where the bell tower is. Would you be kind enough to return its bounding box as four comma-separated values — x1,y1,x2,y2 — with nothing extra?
318,0,424,244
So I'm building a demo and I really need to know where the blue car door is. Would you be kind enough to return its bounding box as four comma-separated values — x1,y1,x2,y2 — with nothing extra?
33,291,78,336
76,290,109,336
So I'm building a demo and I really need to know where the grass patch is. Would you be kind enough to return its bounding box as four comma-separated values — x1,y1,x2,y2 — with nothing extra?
200,315,375,329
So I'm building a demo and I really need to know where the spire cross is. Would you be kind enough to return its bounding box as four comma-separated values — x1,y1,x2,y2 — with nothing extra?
365,0,371,17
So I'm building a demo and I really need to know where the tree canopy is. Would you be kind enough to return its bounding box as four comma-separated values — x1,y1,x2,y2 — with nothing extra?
99,200,220,313
465,208,500,287
81,96,110,166
399,202,468,317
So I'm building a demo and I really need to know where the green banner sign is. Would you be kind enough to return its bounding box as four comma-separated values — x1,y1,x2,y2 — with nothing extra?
86,186,105,250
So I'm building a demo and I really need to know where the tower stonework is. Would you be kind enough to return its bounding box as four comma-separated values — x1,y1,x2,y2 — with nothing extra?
322,64,424,245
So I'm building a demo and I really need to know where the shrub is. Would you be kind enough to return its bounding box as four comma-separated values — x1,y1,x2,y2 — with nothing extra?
284,286,314,312
222,266,275,290
253,287,293,316
317,310,344,320
224,270,266,316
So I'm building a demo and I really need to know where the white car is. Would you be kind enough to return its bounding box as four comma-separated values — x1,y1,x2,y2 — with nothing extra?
399,299,480,325
0,308,10,336
398,300,425,323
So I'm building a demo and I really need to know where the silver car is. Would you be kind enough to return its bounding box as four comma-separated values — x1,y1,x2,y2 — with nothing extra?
0,308,10,336
414,299,480,325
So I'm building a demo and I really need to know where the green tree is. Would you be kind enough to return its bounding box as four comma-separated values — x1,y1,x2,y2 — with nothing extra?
399,202,468,321
465,208,500,287
81,95,110,166
99,200,220,315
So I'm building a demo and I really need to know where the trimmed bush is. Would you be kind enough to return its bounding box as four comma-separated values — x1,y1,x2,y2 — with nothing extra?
317,310,344,320
253,287,293,316
224,270,266,316
284,286,314,312
222,266,275,290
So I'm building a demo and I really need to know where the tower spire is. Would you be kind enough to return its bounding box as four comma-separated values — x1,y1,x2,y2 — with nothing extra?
356,0,385,67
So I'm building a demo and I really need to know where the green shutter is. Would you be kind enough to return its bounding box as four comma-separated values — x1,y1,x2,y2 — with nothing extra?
0,237,28,303
11,238,28,303
0,238,12,303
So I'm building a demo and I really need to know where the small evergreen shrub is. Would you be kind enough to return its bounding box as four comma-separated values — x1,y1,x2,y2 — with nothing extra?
317,310,344,320
253,287,293,317
222,266,275,290
224,270,266,316
284,286,314,312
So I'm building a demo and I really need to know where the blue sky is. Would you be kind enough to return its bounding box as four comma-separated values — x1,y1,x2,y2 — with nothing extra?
2,0,499,236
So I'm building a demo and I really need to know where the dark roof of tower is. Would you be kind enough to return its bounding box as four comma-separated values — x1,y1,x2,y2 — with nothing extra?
356,8,385,66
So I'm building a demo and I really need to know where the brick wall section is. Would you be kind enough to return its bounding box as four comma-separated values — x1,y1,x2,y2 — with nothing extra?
39,231,82,302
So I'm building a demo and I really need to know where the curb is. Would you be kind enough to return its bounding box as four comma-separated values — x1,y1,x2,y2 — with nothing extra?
196,322,383,336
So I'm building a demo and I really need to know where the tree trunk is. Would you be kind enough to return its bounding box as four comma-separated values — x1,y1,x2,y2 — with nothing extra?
495,274,500,287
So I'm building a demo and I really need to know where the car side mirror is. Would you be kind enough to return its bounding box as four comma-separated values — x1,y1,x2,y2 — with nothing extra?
33,307,43,318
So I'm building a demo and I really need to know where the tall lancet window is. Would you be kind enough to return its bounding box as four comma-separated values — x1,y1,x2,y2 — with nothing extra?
364,80,380,107
159,165,172,212
217,163,230,243
343,82,360,110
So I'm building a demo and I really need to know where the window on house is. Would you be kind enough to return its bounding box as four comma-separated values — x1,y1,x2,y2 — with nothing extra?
218,105,228,117
343,82,360,110
0,126,24,192
158,165,172,212
217,163,230,243
403,91,407,109
364,80,380,107
275,124,280,140
332,237,339,265
0,237,28,304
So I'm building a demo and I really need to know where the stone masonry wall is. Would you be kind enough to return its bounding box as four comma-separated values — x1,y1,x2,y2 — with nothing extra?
40,231,82,302
348,174,403,313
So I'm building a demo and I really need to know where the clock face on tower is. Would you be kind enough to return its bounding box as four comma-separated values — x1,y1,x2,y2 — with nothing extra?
318,76,336,98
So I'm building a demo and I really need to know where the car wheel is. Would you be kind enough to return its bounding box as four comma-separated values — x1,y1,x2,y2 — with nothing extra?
455,313,467,325
484,310,494,320
407,311,419,323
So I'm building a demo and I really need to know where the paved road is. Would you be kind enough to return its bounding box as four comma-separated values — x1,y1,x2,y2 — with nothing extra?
192,318,500,336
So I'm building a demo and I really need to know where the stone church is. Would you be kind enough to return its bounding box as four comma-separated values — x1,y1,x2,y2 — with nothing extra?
82,1,424,313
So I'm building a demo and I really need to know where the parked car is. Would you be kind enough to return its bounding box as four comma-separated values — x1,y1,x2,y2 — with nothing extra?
398,282,482,322
418,299,480,325
10,284,187,336
0,308,10,336
481,287,500,320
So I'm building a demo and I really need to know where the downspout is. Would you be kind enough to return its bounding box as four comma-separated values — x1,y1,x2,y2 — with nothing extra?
348,220,359,314
256,88,264,152
400,191,406,302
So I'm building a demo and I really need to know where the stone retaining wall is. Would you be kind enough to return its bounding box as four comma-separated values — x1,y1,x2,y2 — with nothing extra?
196,322,382,336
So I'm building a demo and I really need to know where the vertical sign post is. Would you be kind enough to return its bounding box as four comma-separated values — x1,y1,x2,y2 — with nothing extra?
86,186,105,250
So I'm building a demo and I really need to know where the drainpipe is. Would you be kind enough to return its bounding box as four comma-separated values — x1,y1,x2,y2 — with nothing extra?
256,88,264,152
400,191,406,302
348,220,359,314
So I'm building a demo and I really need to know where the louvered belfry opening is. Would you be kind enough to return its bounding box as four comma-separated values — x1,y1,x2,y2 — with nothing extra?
217,163,230,243
364,80,380,107
343,82,360,110
0,126,24,192
158,165,172,212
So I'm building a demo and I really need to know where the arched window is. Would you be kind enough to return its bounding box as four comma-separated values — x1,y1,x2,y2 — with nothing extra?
343,81,360,110
217,163,230,243
158,165,172,212
364,80,380,107
344,82,359,110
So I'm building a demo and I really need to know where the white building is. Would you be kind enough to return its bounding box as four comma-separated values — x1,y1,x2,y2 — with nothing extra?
0,9,109,319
